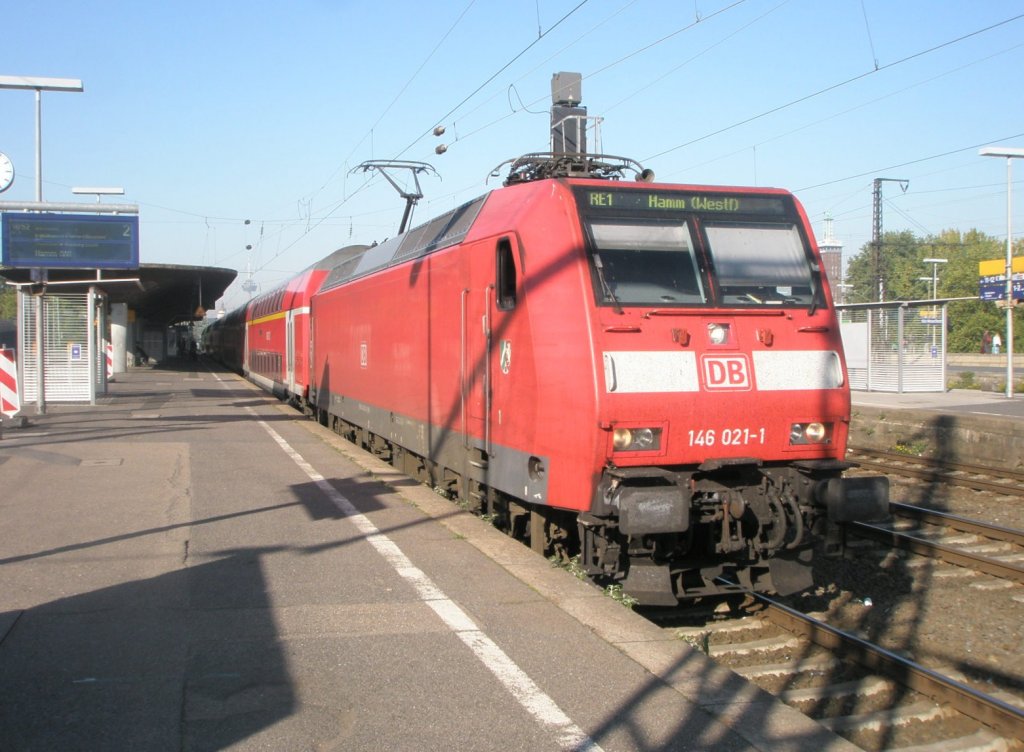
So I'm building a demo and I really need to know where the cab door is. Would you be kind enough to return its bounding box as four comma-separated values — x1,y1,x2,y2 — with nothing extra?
462,243,491,450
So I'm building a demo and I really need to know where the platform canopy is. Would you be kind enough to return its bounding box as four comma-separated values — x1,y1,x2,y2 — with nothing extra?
0,263,237,326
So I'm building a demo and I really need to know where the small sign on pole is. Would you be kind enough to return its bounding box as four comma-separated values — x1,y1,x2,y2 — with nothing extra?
978,257,1024,301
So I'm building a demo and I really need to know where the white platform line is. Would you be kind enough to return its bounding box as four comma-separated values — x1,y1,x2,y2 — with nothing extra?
240,398,601,752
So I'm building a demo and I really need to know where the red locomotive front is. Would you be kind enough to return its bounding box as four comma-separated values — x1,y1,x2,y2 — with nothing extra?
562,181,883,603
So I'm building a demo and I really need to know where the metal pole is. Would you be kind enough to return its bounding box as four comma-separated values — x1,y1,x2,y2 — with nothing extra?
34,88,44,412
866,309,873,391
941,303,947,387
88,286,97,406
35,294,45,414
34,88,42,202
1006,157,1014,399
897,305,905,394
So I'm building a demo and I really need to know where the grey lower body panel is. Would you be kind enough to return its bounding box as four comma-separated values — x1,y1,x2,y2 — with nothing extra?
326,392,550,505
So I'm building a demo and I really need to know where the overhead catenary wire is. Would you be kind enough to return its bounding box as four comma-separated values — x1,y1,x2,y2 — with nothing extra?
245,0,589,284
796,132,1024,192
307,1,480,210
445,0,749,147
391,0,592,161
667,39,1024,183
642,12,1024,162
154,4,1022,311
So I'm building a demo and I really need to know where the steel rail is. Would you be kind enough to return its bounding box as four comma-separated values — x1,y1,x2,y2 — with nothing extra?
849,520,1024,584
890,502,1024,547
756,592,1024,741
848,449,1024,497
849,447,1024,485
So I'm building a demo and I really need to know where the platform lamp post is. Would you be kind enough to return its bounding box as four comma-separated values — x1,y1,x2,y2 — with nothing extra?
920,258,946,349
979,146,1024,399
921,258,947,300
72,186,125,203
0,75,84,201
1,75,83,416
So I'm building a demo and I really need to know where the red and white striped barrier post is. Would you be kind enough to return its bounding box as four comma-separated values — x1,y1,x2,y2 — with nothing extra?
105,341,114,382
1,347,19,419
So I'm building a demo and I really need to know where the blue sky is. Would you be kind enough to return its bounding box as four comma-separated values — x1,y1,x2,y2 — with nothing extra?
3,1,1023,311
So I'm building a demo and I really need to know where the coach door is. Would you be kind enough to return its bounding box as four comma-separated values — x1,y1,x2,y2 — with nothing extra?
285,310,296,392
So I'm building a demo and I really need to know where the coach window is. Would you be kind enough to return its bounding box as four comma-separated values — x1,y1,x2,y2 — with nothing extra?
496,237,517,310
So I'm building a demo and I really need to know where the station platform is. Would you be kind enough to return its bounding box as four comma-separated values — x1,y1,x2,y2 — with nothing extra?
849,388,1023,469
852,387,1024,418
0,364,852,751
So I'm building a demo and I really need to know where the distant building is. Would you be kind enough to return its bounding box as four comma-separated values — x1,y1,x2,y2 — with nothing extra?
818,212,844,302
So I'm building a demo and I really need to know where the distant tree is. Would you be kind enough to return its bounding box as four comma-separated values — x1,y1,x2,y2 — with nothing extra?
0,284,15,320
845,230,921,303
929,229,1007,353
844,228,1022,353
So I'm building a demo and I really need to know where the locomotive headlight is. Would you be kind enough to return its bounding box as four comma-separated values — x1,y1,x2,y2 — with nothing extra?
632,428,657,449
613,427,662,451
708,323,730,345
789,422,831,445
613,428,633,450
804,422,827,443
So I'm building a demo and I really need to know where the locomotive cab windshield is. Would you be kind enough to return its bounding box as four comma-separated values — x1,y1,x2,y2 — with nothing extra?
577,187,822,310
589,220,706,305
704,221,817,307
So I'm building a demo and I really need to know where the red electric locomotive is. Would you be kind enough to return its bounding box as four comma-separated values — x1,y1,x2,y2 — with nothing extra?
304,154,888,606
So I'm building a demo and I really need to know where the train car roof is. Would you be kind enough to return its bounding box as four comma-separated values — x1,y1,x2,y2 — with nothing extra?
319,194,488,292
310,244,371,272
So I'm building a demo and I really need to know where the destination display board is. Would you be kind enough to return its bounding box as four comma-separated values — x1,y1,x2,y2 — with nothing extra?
579,189,788,216
1,213,139,270
978,257,1024,302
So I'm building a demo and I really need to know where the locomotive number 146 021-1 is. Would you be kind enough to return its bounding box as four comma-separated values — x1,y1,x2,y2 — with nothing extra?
688,427,766,447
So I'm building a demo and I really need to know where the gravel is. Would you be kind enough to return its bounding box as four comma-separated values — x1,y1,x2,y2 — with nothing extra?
794,477,1024,707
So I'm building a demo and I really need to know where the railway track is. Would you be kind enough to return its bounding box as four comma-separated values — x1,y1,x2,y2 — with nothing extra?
847,447,1024,498
671,593,1024,751
848,502,1024,585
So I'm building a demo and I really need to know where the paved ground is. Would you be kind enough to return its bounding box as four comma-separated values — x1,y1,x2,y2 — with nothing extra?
0,362,849,751
852,387,1024,419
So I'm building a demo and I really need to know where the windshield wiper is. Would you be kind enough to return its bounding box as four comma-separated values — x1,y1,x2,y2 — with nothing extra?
808,286,821,316
593,254,623,314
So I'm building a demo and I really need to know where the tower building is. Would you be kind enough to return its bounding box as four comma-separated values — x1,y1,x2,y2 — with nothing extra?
818,212,844,302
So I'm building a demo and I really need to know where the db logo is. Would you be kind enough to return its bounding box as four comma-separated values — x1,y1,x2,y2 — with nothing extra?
701,355,751,390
